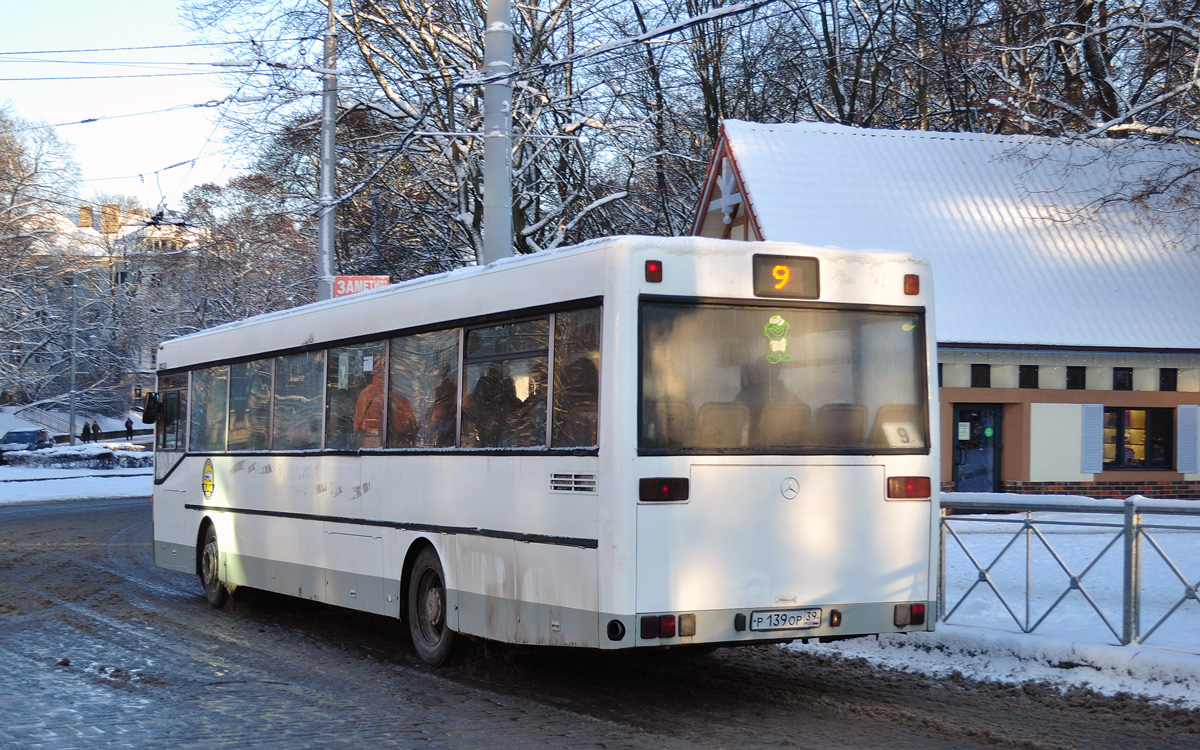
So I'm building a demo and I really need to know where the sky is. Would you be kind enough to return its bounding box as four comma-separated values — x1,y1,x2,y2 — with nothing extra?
0,1,248,212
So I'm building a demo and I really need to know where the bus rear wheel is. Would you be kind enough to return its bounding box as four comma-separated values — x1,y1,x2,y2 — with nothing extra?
199,523,229,608
408,547,455,665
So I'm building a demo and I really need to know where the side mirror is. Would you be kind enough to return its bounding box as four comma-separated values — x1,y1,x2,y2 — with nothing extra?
141,393,160,424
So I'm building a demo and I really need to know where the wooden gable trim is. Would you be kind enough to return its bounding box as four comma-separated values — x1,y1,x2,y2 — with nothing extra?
689,136,731,235
689,122,765,241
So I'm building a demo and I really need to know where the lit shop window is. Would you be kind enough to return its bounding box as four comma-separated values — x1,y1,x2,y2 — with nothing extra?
1103,408,1173,469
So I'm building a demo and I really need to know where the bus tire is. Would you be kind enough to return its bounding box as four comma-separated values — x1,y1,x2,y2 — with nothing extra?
408,546,455,665
199,523,229,609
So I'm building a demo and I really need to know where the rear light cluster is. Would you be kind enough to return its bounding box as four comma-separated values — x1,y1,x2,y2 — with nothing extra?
639,477,689,502
640,613,696,640
893,603,927,627
887,476,931,499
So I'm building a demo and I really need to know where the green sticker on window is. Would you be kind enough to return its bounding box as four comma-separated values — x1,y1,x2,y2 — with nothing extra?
763,315,792,363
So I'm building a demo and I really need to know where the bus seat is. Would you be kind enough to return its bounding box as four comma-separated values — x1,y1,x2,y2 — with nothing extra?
754,403,811,446
868,404,923,448
642,400,692,447
694,402,751,448
815,403,868,447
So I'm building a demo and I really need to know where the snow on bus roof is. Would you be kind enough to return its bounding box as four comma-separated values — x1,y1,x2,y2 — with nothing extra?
161,234,924,347
716,120,1200,350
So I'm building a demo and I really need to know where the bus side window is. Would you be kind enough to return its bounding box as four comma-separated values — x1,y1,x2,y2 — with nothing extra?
190,366,229,452
228,360,273,451
158,391,185,451
461,320,549,449
552,307,601,448
326,342,386,450
390,329,460,449
273,351,325,451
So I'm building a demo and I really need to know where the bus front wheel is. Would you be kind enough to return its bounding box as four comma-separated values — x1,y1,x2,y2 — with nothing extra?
408,546,455,665
199,523,229,609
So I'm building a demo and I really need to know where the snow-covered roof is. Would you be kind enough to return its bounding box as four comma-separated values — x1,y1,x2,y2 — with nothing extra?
703,120,1200,350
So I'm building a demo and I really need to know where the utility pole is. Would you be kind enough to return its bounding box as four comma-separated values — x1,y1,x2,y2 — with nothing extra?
317,1,338,300
68,275,78,446
481,0,514,265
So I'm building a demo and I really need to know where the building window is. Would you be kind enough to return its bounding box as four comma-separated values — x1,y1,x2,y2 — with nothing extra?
1018,365,1039,389
937,363,943,388
1066,366,1086,390
1113,367,1133,391
971,364,991,388
1103,408,1173,469
1160,368,1178,392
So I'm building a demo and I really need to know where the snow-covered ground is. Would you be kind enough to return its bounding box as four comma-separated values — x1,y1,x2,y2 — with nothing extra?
811,499,1200,710
0,443,153,502
2,457,1197,710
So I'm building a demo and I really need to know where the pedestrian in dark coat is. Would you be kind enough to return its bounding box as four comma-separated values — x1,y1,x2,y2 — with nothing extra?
81,422,92,443
91,420,100,442
125,418,134,441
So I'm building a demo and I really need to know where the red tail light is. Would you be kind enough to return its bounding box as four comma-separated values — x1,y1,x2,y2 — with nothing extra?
894,602,929,627
640,477,689,502
887,476,931,499
658,615,676,639
645,260,663,283
904,274,920,295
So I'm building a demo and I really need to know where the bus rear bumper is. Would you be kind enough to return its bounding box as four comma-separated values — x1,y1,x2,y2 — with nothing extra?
602,600,935,650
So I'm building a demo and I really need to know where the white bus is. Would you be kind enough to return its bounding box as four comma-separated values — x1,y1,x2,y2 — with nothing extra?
149,236,939,665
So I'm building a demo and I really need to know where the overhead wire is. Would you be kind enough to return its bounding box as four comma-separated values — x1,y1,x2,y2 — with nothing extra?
8,0,1149,211
0,38,314,55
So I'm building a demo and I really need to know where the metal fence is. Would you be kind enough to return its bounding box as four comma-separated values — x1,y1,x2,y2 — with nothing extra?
939,495,1200,646
13,406,72,435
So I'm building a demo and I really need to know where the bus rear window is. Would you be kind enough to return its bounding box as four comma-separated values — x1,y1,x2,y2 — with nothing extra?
639,301,928,454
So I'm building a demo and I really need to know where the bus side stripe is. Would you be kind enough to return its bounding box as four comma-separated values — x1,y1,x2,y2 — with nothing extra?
183,503,599,549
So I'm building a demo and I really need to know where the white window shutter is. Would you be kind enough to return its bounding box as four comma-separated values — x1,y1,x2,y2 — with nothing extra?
1177,405,1199,474
1081,404,1103,474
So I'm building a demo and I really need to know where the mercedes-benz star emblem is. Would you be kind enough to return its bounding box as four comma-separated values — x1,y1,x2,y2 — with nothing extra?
781,477,799,500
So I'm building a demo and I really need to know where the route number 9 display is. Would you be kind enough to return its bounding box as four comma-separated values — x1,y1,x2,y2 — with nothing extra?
752,254,819,299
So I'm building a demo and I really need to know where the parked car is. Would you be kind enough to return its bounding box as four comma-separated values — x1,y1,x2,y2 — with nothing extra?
0,428,55,463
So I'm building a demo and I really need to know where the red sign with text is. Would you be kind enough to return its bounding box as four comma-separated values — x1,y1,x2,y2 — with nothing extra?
333,275,390,297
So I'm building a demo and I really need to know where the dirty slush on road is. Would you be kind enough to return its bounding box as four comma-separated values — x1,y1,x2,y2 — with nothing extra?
1,499,1196,749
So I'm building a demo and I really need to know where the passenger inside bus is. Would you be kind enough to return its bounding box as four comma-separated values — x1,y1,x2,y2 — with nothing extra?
466,364,520,446
353,370,385,448
420,376,457,446
553,357,599,446
389,391,418,447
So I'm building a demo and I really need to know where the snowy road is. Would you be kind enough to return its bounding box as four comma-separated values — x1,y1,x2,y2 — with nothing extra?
0,496,1197,748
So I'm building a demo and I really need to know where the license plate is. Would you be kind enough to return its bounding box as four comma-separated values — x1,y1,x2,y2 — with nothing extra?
749,607,822,631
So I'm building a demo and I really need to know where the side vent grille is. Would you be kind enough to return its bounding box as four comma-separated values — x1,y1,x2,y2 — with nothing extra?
550,473,598,494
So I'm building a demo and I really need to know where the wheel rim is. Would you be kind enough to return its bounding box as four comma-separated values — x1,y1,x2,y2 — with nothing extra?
201,534,220,594
415,569,445,645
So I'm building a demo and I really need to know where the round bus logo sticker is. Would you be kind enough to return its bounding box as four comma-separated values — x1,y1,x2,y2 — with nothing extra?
202,459,215,500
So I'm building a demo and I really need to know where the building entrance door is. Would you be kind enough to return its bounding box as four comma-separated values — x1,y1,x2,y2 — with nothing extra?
953,404,1002,492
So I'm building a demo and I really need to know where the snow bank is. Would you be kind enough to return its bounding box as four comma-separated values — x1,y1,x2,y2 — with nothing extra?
807,626,1200,710
2,442,152,469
